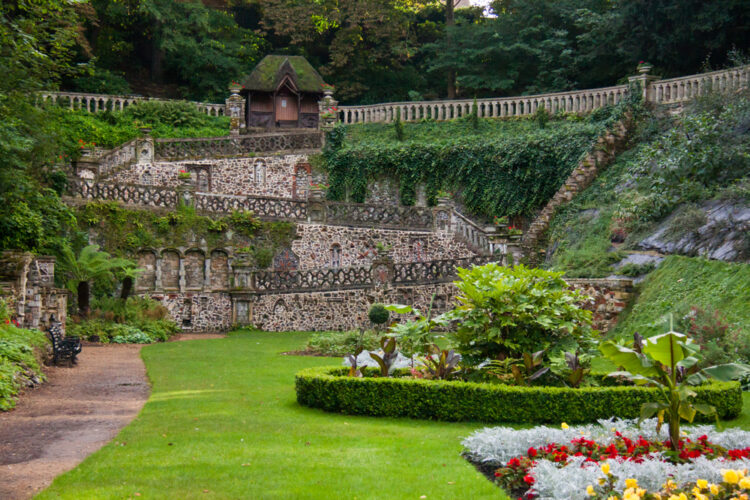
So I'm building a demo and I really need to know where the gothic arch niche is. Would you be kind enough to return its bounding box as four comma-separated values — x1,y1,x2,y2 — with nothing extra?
272,299,288,315
253,159,267,185
293,162,312,199
330,243,342,268
184,250,205,290
210,250,229,290
161,250,180,290
136,251,156,291
273,248,299,272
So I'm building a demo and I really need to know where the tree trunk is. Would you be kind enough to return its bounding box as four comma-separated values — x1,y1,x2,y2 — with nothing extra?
78,281,91,318
445,0,457,99
120,276,133,301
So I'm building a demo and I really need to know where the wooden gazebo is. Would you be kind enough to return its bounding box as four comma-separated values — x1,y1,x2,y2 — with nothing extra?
240,55,326,129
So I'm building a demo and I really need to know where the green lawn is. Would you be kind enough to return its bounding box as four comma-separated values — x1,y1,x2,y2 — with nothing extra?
37,330,502,500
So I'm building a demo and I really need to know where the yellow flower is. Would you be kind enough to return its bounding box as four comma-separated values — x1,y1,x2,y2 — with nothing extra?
601,463,611,475
626,479,638,489
664,480,678,490
623,492,640,500
723,469,740,484
599,478,607,485
561,422,569,429
587,485,596,497
679,494,688,500
653,495,662,500
709,484,719,495
668,496,680,500
694,494,708,500
696,479,708,490
739,476,750,489
606,496,619,500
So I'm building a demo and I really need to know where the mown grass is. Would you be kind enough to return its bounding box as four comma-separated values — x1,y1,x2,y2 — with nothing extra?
37,330,502,500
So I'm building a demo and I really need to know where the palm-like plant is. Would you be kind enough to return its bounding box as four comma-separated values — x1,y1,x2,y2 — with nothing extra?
117,265,143,300
58,245,136,316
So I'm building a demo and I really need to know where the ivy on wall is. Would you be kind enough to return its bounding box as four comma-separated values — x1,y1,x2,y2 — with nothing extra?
323,106,633,218
76,202,295,258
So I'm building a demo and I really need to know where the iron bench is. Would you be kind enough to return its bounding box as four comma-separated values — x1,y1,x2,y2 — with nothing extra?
48,321,82,366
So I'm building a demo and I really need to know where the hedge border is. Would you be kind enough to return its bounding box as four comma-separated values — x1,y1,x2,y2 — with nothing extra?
295,367,743,424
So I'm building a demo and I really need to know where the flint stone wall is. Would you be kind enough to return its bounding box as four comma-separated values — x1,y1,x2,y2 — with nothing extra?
107,154,309,199
567,278,634,333
293,223,476,270
151,292,232,333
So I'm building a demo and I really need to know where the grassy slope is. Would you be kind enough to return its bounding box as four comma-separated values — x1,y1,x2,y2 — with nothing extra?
38,331,501,500
612,255,750,337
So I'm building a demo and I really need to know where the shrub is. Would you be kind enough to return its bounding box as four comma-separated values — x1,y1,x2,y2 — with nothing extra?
295,366,742,424
368,304,389,326
0,323,49,410
447,263,595,364
68,296,178,343
305,330,381,356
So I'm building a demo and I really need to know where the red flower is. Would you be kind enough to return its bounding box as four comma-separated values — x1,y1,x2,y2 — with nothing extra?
494,471,501,477
639,60,644,64
527,448,537,458
523,475,535,485
508,458,521,467
4,319,9,324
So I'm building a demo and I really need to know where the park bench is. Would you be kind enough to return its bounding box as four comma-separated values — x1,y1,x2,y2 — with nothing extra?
48,319,82,366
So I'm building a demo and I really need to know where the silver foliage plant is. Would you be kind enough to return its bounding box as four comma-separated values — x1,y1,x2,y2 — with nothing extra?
462,418,750,466
530,456,750,500
463,419,750,500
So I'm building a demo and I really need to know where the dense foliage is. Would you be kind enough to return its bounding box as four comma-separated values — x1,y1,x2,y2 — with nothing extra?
448,263,594,363
324,113,611,217
295,366,741,424
0,303,49,410
305,330,382,356
67,296,178,344
547,89,750,277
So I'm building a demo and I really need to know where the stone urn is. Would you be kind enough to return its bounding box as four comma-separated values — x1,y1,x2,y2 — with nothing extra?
637,63,653,75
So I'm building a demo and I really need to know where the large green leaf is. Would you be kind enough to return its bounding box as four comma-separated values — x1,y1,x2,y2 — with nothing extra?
701,363,750,381
599,341,658,377
642,332,688,367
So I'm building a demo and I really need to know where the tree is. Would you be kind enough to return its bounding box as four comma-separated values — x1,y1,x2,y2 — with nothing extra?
58,245,135,317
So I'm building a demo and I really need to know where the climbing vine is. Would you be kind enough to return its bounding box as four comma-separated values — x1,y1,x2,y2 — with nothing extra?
323,103,637,218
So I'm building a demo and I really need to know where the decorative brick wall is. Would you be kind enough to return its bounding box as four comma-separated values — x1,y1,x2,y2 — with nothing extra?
292,223,477,270
567,278,634,333
152,292,233,332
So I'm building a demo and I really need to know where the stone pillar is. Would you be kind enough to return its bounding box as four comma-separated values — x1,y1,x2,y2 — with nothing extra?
370,253,395,290
178,254,186,293
318,86,339,134
225,83,246,135
203,257,211,290
307,187,327,223
628,63,660,103
154,256,163,291
136,128,154,165
176,177,196,209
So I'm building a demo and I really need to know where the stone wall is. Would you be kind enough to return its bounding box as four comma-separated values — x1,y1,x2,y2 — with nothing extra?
292,223,477,270
567,278,634,333
151,292,233,332
0,252,68,333
107,154,310,199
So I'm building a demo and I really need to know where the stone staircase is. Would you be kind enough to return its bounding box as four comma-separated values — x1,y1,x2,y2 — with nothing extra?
521,114,635,261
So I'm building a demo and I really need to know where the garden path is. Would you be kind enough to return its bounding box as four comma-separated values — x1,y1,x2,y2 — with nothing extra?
0,334,223,500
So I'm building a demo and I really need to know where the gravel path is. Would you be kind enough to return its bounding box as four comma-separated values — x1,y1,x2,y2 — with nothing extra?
0,343,149,500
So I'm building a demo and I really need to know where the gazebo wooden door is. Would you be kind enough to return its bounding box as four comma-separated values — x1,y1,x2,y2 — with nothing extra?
275,91,298,123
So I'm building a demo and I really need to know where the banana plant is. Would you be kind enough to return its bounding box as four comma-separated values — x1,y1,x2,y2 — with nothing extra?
422,344,462,380
369,336,399,377
600,320,750,450
385,296,449,358
550,351,591,388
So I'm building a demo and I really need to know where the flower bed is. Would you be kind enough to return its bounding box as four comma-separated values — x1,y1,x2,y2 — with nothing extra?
295,367,742,424
463,419,750,500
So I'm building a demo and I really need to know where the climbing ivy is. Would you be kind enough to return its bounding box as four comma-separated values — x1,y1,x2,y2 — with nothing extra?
323,104,636,218
75,202,295,255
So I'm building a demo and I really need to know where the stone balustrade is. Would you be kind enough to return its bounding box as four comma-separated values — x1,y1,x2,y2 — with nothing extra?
339,84,629,124
38,91,225,116
650,65,750,104
324,201,434,230
154,131,322,160
195,192,308,220
451,209,493,254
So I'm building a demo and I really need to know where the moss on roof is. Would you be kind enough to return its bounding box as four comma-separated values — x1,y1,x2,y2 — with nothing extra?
241,55,327,93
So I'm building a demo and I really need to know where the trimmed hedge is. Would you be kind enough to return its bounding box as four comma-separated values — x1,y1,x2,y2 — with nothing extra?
295,367,743,424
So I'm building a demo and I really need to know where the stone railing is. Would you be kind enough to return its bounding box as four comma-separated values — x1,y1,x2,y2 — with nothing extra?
38,91,225,116
253,266,374,293
392,256,493,284
324,201,434,230
452,209,492,254
251,255,494,294
650,65,750,104
154,130,322,160
89,138,139,178
339,84,629,124
69,178,178,209
195,192,307,220
338,65,750,124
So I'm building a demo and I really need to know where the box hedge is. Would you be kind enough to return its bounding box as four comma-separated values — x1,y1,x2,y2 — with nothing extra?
295,367,743,424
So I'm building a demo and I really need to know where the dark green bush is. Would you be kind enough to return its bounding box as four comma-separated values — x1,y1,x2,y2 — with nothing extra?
368,304,390,325
305,330,381,356
0,322,49,410
295,366,742,424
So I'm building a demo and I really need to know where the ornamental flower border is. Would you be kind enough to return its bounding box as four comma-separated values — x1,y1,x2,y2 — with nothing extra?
463,419,750,500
